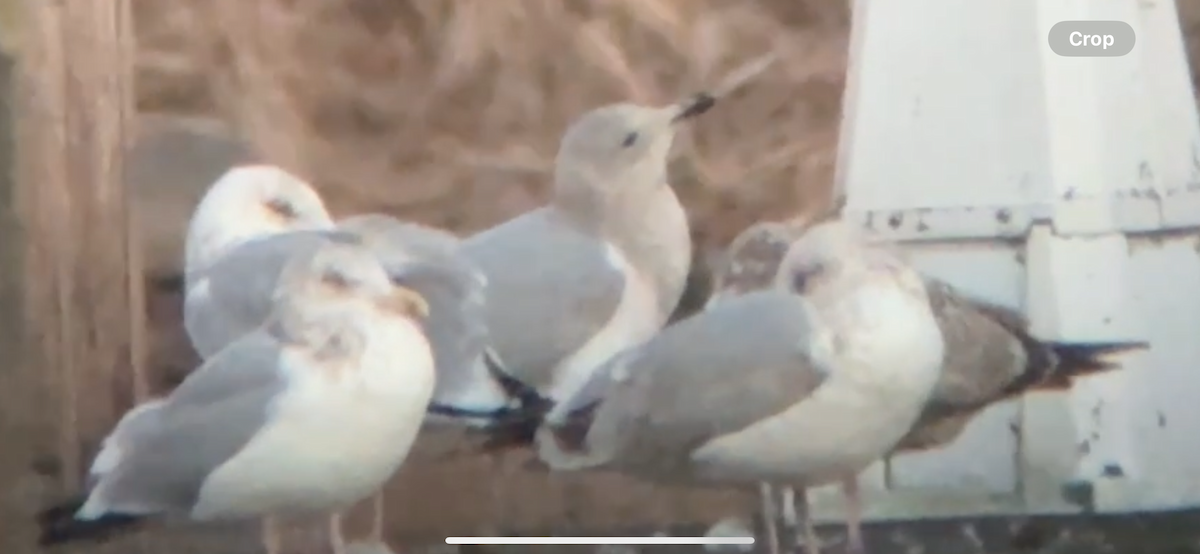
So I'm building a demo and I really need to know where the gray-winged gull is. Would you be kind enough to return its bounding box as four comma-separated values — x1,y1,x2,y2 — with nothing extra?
38,239,436,554
182,164,337,359
465,54,778,433
183,171,525,425
460,94,716,425
709,218,1148,554
185,167,534,545
532,220,947,554
455,93,719,533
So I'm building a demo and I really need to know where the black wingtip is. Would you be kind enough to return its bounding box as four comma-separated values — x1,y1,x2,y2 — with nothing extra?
476,349,555,452
36,497,148,547
1043,340,1149,387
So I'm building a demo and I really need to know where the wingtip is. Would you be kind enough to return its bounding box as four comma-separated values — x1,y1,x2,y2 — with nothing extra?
482,348,554,416
35,497,147,547
1044,340,1148,386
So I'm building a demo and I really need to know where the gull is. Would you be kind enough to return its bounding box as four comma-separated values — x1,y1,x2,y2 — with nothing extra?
710,218,1147,553
182,164,336,359
186,169,534,545
532,220,947,554
183,169,525,426
463,54,777,437
459,93,717,434
37,239,437,554
453,94,716,531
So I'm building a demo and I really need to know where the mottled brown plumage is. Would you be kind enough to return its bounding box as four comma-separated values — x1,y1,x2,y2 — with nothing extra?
895,278,1146,452
711,220,1146,453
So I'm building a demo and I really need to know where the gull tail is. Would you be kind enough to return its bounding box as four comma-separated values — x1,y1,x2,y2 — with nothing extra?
36,496,148,547
1038,341,1149,390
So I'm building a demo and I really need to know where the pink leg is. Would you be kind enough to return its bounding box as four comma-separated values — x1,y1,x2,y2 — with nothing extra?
759,482,782,554
842,478,866,554
368,493,385,543
262,516,283,554
328,513,347,554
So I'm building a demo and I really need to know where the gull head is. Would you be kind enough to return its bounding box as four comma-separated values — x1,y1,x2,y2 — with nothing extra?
775,220,915,296
184,165,334,271
553,94,714,209
710,221,800,303
276,238,431,325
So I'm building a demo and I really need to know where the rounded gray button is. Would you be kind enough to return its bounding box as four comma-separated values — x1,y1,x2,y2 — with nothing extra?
1048,21,1136,57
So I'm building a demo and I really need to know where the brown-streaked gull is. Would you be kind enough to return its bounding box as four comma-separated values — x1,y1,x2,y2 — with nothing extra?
182,164,336,359
709,219,1148,554
893,278,1148,452
38,239,436,554
532,220,947,554
707,220,803,306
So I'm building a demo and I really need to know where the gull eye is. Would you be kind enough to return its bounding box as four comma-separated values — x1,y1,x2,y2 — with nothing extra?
792,272,808,293
621,131,638,148
265,198,298,219
321,270,351,289
790,263,823,293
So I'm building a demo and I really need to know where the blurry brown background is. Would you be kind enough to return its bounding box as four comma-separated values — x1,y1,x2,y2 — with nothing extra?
2,1,1200,553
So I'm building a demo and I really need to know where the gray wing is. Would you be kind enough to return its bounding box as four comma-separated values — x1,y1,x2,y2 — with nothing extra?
183,230,354,357
338,215,491,392
460,208,625,388
896,277,1045,451
542,291,827,475
87,332,288,515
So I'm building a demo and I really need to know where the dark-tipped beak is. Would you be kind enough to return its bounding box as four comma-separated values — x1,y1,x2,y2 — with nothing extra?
671,92,717,124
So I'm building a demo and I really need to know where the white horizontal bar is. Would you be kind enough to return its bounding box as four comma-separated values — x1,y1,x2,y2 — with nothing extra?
445,536,756,545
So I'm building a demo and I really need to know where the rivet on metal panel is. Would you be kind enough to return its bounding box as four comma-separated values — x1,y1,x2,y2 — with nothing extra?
1138,161,1154,190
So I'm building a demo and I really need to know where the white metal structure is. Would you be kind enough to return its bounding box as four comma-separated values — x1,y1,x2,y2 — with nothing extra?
809,0,1200,520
